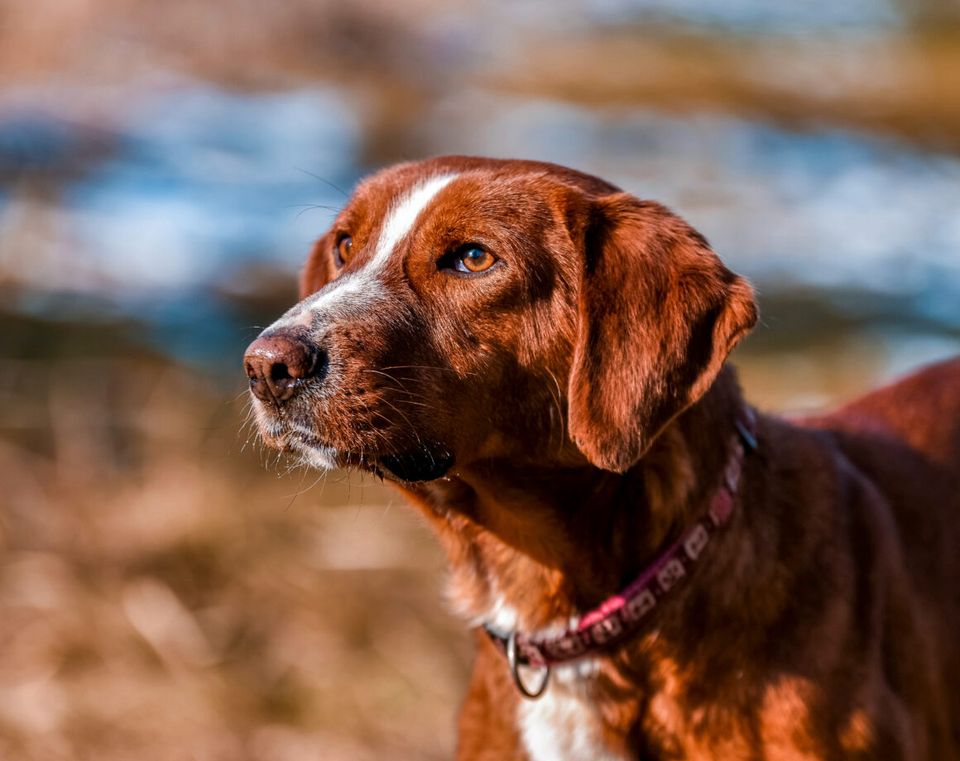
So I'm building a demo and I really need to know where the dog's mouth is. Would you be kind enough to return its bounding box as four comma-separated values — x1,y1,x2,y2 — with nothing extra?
284,428,454,483
377,448,454,483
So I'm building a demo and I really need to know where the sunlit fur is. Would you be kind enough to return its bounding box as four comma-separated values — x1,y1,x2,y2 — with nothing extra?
249,156,960,761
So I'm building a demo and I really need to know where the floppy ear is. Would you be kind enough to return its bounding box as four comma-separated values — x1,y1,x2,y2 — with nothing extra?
299,232,336,299
567,193,757,473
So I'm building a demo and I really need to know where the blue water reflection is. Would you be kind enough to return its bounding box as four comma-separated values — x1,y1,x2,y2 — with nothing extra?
425,95,960,308
61,86,357,290
583,0,899,32
0,82,958,373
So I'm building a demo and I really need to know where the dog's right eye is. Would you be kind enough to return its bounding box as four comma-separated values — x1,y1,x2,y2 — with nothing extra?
439,244,499,275
334,235,353,266
457,247,496,273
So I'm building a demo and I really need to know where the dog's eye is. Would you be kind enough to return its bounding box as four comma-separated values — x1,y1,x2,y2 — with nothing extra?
454,246,496,274
335,235,353,266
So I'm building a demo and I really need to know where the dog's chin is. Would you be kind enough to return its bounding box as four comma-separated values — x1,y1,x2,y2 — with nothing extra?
283,430,453,483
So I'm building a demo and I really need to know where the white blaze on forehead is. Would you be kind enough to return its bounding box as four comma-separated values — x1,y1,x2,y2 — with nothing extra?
266,172,458,332
371,172,458,269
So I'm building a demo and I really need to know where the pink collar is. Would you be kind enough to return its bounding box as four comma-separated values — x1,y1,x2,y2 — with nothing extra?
484,407,758,699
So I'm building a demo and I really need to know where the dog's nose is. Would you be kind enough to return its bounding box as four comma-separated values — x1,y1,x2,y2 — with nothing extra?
243,331,324,404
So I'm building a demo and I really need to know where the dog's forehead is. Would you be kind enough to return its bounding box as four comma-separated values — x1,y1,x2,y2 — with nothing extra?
348,162,512,229
348,156,620,224
282,158,619,329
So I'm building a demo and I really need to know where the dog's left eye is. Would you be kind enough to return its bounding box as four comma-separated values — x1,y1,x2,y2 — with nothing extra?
334,234,353,266
452,245,496,274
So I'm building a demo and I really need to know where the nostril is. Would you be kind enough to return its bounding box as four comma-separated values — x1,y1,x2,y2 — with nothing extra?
244,359,262,381
243,331,325,404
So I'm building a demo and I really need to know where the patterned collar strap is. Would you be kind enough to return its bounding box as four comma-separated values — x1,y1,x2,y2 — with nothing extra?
484,406,757,696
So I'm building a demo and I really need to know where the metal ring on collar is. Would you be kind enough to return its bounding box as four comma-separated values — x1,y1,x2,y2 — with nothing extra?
506,631,551,700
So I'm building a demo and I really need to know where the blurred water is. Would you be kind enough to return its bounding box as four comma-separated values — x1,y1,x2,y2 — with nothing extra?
1,86,357,292
525,0,901,32
439,0,903,39
1,81,958,371
424,96,960,302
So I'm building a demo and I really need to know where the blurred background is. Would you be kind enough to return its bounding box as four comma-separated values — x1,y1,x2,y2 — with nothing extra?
1,0,959,758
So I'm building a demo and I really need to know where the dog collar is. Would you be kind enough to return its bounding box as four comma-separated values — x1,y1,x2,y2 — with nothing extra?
484,406,758,699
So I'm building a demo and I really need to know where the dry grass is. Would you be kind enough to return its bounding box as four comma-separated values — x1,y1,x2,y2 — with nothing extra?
0,355,471,761
1,296,953,759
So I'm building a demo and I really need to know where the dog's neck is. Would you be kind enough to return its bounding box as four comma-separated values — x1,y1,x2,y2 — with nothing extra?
402,367,749,638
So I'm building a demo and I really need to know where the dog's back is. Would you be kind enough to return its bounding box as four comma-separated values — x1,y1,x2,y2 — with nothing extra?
818,357,960,598
812,357,960,744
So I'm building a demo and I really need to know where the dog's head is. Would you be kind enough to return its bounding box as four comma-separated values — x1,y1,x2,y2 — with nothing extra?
244,157,756,481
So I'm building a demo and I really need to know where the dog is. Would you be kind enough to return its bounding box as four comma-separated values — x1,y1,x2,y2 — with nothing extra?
244,156,960,760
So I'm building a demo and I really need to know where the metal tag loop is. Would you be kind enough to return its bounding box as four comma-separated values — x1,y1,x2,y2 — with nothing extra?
507,631,551,700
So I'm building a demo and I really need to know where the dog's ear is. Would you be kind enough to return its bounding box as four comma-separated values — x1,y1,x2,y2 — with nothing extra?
299,232,336,299
567,193,757,473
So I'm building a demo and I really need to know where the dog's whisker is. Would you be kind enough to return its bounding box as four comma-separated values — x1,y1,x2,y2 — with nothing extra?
293,167,349,199
545,368,566,452
377,364,472,376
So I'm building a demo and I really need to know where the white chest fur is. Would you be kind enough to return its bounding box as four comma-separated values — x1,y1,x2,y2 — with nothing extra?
459,592,631,760
518,663,631,761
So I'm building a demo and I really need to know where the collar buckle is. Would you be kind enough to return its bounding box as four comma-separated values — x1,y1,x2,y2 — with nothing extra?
507,631,551,700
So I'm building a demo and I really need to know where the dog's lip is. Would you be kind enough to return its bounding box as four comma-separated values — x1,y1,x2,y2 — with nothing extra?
285,429,453,482
285,430,370,468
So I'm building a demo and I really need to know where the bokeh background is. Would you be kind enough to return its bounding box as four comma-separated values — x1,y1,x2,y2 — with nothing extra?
1,1,959,758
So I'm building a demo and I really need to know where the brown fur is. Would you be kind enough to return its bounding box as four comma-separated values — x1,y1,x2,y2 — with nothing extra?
247,156,960,760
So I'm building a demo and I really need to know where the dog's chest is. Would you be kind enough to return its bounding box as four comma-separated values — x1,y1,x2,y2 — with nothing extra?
461,589,633,759
517,668,631,761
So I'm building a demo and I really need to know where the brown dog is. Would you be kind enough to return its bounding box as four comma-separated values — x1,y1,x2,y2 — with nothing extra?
244,156,960,760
